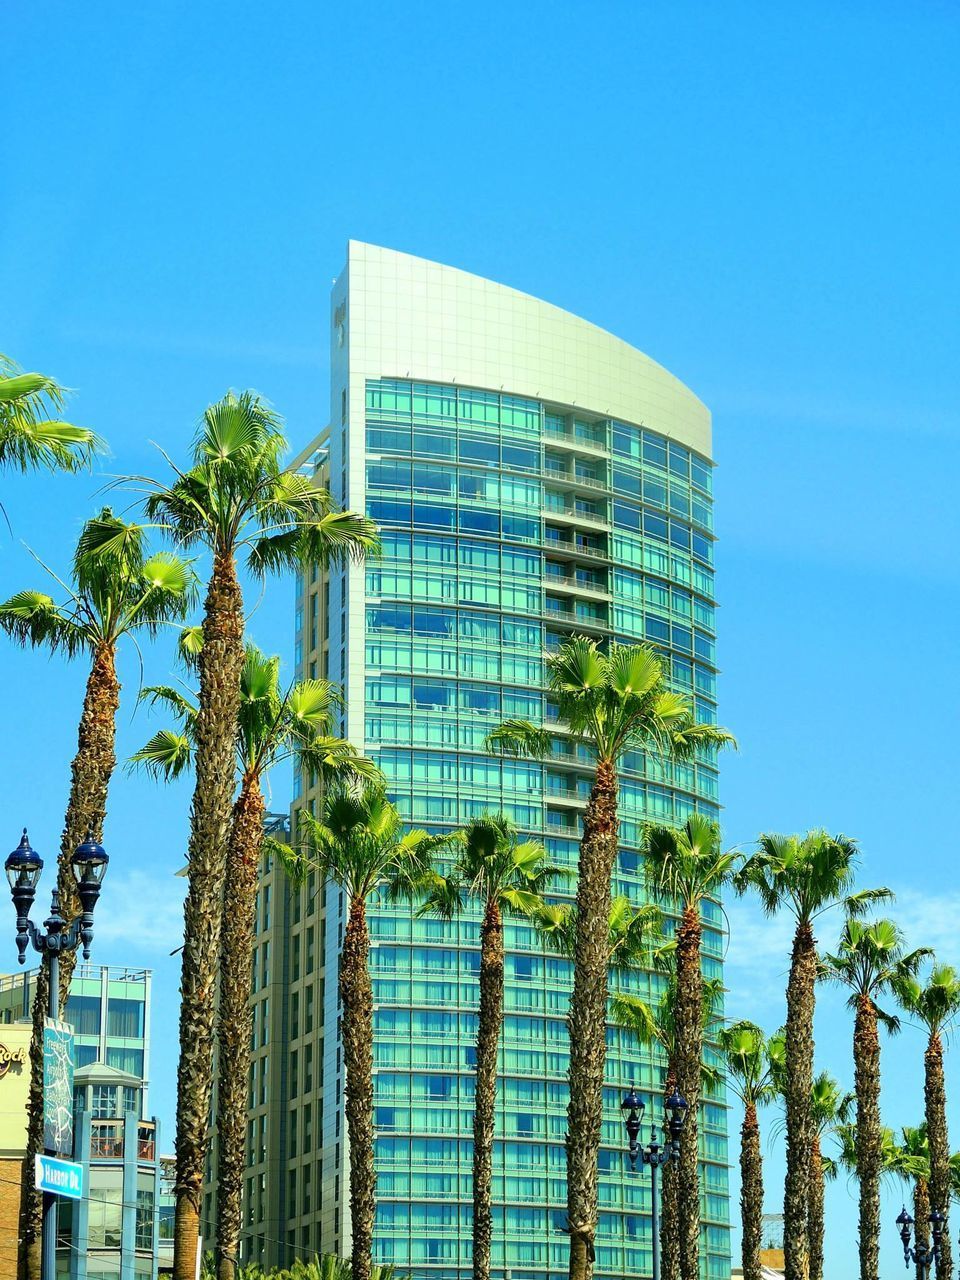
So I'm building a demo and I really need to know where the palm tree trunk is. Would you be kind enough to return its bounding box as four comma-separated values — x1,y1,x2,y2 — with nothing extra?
808,1136,825,1280
674,904,702,1280
342,894,375,1280
215,780,266,1280
740,1101,763,1280
853,996,882,1280
925,1032,953,1280
915,1178,931,1280
783,920,817,1280
566,757,619,1280
473,897,504,1280
174,553,245,1280
660,1068,680,1280
18,639,120,1280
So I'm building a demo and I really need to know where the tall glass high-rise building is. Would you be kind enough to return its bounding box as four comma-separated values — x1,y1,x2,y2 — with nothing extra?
236,243,729,1279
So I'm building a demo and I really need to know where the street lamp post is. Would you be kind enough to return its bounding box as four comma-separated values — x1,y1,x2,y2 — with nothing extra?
5,828,109,1280
621,1086,688,1280
896,1206,947,1278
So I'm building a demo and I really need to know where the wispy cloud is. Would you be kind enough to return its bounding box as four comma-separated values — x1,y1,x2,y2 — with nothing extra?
888,886,960,968
93,869,186,952
710,387,960,441
722,883,960,1024
722,899,795,1014
55,320,322,369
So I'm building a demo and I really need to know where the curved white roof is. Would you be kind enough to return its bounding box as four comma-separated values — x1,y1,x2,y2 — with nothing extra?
341,240,711,457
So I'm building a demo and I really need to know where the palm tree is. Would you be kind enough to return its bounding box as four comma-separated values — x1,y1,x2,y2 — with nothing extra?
643,815,739,1280
133,644,379,1280
612,971,725,1280
893,1126,932,1280
770,1070,854,1280
716,1022,782,1280
895,964,960,1280
807,1074,854,1280
418,815,563,1280
0,509,195,1280
535,893,664,976
835,1120,931,1278
297,784,455,1280
487,636,733,1280
734,831,889,1280
823,918,929,1280
0,353,101,475
138,391,379,1278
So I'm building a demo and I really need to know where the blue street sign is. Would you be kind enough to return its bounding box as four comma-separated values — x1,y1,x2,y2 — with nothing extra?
34,1153,83,1200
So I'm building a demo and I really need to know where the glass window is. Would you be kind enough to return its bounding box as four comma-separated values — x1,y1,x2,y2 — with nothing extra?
106,1047,144,1076
643,512,668,542
412,464,455,495
502,514,539,542
691,456,712,493
613,501,641,532
135,1175,155,1249
412,608,454,637
88,1169,123,1248
366,425,411,453
368,498,410,526
414,430,456,458
669,442,689,477
413,682,453,709
459,686,499,713
458,470,499,502
65,993,101,1036
92,1084,116,1118
612,467,641,499
413,502,455,530
642,433,667,468
108,997,144,1039
367,605,411,633
367,459,410,491
612,423,641,459
458,435,499,466
502,443,539,472
459,509,499,536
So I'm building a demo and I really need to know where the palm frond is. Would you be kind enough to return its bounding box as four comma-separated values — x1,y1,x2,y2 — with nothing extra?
0,357,102,473
0,590,88,657
129,729,193,780
484,719,552,759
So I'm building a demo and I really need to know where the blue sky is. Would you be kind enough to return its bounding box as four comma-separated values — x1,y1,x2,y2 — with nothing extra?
3,2,959,1275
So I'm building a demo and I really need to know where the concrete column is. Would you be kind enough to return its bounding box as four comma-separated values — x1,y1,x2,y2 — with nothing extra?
72,1112,91,1280
120,1113,137,1280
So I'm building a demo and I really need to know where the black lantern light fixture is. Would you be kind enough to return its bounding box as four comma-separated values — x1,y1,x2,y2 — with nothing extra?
622,1085,688,1280
896,1205,947,1277
5,826,109,972
5,826,110,1280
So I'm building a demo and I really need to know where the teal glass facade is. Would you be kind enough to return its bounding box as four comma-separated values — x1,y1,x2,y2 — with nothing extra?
359,377,729,1280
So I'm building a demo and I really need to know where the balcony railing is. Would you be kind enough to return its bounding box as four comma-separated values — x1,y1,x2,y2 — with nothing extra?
88,1120,156,1162
90,1129,124,1159
543,424,608,450
542,538,608,560
543,573,610,595
543,469,609,491
544,606,608,628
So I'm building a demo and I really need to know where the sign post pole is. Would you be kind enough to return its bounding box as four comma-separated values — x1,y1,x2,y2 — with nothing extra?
42,953,59,1280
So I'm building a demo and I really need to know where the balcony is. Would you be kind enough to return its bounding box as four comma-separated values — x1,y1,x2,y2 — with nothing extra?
543,494,609,527
88,1119,156,1161
90,1123,124,1159
542,422,609,454
542,533,608,561
543,571,610,597
544,600,608,632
